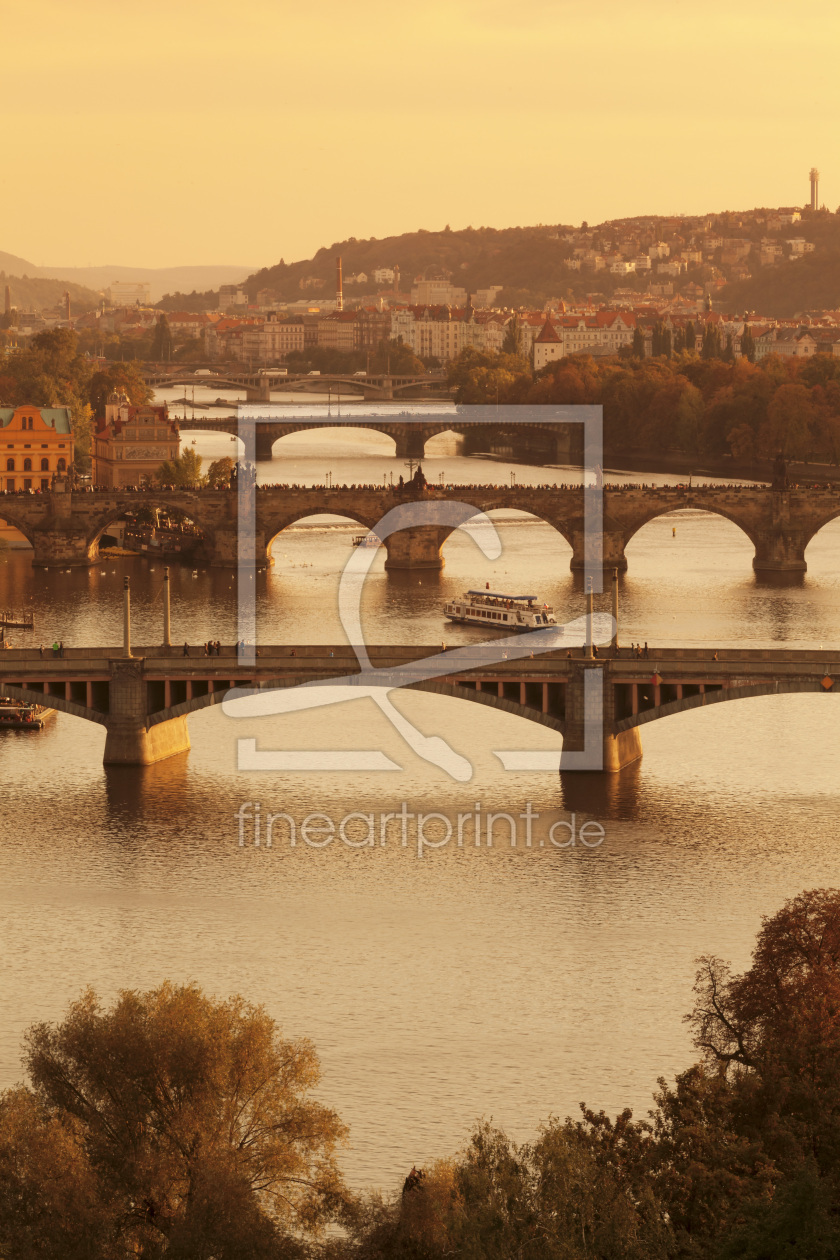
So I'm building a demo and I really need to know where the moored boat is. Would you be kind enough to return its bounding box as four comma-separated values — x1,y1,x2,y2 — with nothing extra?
443,590,559,631
0,698,55,729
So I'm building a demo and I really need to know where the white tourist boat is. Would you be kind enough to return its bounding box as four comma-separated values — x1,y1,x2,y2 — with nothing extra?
352,532,380,547
443,590,559,631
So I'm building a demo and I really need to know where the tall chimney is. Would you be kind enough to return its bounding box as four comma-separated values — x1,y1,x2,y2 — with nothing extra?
3,285,10,317
393,264,400,295
64,290,71,322
810,167,820,211
336,256,344,311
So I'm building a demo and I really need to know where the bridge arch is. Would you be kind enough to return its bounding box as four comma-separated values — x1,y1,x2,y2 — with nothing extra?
143,677,568,735
0,507,37,550
622,500,761,553
263,425,399,458
0,683,106,726
439,504,577,560
261,508,384,565
802,504,840,552
617,679,837,734
85,500,207,562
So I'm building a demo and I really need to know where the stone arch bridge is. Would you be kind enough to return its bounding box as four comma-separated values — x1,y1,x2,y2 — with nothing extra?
0,644,836,770
5,484,840,574
176,410,573,462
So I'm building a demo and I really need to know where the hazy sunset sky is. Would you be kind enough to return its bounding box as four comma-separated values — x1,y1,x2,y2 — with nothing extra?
6,0,839,269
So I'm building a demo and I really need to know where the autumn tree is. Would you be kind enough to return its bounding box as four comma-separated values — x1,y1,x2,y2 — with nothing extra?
149,313,174,361
632,324,646,357
447,347,530,404
206,456,236,488
761,382,816,459
702,322,722,359
501,313,523,356
89,361,152,419
156,447,206,487
740,322,756,362
0,983,347,1259
369,338,424,375
685,888,840,1253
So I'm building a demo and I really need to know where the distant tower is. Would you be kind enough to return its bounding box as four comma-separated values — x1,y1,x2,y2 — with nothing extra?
336,256,344,311
393,264,400,295
810,167,820,211
64,291,71,322
3,285,10,317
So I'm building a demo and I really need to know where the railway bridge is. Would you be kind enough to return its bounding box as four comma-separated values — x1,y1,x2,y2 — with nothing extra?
2,484,840,575
0,643,836,771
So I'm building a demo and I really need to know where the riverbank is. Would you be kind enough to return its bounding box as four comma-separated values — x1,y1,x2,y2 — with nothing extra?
602,448,838,486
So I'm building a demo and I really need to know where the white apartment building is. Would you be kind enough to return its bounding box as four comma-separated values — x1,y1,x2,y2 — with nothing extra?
262,318,305,359
106,281,151,306
409,279,468,306
533,313,636,369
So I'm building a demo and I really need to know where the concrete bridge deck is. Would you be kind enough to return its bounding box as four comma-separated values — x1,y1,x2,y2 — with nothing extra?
1,644,836,770
3,483,839,575
144,370,451,403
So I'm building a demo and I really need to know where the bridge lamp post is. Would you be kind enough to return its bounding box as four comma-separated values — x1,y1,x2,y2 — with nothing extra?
163,566,171,649
123,576,132,659
326,470,332,489
611,568,619,654
585,578,594,659
510,471,516,487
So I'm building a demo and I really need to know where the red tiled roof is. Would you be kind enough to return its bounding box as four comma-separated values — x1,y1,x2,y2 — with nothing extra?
535,318,561,344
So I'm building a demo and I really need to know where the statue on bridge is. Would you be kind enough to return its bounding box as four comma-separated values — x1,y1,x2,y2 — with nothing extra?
231,460,256,492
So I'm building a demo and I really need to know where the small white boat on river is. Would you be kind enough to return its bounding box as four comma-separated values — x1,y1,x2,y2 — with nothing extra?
443,590,559,631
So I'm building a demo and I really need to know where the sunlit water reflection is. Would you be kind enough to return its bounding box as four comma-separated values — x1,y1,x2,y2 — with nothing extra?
0,424,839,1190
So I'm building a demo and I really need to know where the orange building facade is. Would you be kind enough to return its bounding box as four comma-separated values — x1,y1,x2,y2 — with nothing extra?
0,406,74,493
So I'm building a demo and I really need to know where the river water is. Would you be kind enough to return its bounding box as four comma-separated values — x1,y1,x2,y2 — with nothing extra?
1,408,840,1192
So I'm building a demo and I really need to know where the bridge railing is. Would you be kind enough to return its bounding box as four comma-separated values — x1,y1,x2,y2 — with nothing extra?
0,645,838,666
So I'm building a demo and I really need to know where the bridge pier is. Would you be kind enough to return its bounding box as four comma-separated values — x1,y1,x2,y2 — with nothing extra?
752,492,808,574
393,429,427,460
200,526,273,568
103,659,191,765
752,531,808,574
255,425,276,462
560,664,643,772
383,526,446,570
32,530,96,568
569,530,628,576
246,380,272,404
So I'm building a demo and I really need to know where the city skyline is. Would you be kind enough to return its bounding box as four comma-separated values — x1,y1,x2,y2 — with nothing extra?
5,0,838,269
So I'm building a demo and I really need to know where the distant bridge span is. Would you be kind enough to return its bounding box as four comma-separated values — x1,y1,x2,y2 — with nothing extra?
144,369,452,402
